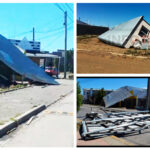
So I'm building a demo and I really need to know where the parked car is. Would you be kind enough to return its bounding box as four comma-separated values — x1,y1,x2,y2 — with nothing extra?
45,67,59,78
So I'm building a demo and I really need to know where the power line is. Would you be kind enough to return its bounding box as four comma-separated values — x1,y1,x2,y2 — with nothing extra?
37,22,73,40
36,26,64,34
54,3,73,22
54,3,64,13
9,30,32,39
37,28,64,40
65,3,73,13
67,15,73,23
42,31,64,50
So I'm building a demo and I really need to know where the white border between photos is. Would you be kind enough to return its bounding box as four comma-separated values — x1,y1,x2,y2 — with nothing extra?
0,0,149,150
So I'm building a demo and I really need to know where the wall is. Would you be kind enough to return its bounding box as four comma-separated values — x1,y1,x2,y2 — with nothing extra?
77,24,109,35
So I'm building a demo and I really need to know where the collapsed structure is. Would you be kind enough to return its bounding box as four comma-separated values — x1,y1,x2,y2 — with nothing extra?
99,16,150,49
0,34,58,85
103,86,147,109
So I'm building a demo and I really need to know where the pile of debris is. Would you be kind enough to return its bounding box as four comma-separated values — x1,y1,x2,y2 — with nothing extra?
80,111,150,140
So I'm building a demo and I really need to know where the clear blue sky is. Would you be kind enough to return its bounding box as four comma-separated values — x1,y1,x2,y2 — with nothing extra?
0,3,74,52
77,3,150,28
77,78,148,94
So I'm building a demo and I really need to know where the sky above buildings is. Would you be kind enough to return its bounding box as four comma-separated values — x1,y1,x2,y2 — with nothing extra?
0,3,74,52
77,3,150,28
77,78,148,94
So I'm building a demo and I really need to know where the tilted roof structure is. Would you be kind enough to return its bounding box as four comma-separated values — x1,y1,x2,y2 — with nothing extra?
0,34,58,85
103,86,147,107
99,16,150,48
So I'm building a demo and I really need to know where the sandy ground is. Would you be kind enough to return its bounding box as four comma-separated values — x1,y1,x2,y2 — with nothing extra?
77,37,150,73
0,92,74,147
0,79,73,124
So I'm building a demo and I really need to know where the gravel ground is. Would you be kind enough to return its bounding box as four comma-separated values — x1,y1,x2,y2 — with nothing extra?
0,79,73,124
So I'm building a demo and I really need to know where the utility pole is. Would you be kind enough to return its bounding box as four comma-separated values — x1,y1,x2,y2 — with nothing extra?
33,27,35,42
146,78,150,110
64,11,67,79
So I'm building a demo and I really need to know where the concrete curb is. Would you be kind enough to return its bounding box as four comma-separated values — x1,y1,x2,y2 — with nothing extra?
0,89,73,138
0,105,46,138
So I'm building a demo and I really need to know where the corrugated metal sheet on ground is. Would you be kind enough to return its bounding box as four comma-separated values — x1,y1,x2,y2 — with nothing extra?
0,34,58,85
104,86,147,107
98,16,142,47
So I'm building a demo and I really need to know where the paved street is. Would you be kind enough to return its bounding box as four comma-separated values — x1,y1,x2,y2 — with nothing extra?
0,92,74,147
0,79,73,124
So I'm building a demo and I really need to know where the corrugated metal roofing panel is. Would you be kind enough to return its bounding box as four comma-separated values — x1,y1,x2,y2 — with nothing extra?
127,86,147,99
103,86,147,107
0,34,58,85
98,16,143,47
104,86,132,107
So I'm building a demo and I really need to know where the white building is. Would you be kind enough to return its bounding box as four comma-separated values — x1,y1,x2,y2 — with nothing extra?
9,37,40,51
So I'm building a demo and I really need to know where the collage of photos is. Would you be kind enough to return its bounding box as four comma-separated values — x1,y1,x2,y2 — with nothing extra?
0,1,150,149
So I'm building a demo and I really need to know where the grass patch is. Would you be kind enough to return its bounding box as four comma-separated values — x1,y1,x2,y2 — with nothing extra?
124,49,150,56
32,105,38,108
15,113,21,118
0,121,5,125
0,84,27,93
10,117,17,121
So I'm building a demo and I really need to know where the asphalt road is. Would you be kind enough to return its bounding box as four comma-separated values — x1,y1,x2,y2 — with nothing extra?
0,92,74,147
120,129,150,146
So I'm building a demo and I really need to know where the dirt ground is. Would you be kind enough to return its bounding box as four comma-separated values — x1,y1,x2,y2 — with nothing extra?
77,36,150,73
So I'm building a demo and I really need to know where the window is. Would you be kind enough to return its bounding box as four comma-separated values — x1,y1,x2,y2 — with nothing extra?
139,26,149,37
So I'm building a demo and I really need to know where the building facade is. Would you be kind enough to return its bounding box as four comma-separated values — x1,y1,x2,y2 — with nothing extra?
9,37,40,51
83,88,113,104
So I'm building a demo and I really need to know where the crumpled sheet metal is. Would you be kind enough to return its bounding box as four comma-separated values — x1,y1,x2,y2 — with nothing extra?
103,86,147,107
0,34,58,85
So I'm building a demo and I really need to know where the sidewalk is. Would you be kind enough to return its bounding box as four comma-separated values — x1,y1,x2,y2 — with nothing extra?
77,131,135,146
77,132,108,146
0,79,73,126
0,92,74,147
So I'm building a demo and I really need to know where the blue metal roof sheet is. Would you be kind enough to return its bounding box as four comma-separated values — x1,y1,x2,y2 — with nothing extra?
0,34,58,85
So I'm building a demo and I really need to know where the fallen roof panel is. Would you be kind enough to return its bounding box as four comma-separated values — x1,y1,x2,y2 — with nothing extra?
0,34,58,85
103,86,147,107
98,16,143,47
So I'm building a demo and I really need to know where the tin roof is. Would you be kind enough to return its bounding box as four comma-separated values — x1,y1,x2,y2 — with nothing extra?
99,16,143,47
103,86,147,107
0,34,58,85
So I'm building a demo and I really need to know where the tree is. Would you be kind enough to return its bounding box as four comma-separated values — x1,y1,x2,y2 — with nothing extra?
66,50,73,73
94,88,106,105
59,49,74,73
77,82,83,111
